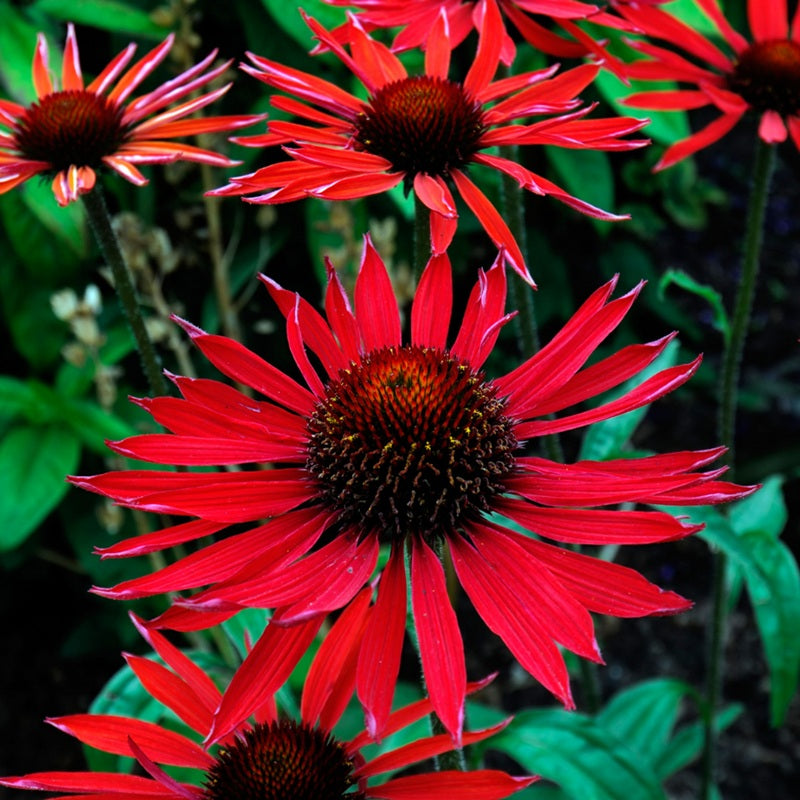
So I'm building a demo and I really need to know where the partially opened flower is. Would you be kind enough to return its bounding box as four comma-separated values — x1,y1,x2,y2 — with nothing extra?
0,23,263,205
0,599,533,800
211,0,648,282
72,237,754,742
617,0,800,169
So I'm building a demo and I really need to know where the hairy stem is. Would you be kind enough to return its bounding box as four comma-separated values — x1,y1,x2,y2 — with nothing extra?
82,186,168,397
701,137,775,800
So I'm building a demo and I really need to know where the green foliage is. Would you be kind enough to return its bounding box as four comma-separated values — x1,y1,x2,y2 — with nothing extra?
30,0,169,38
665,479,800,727
482,680,741,799
658,269,730,344
0,424,80,551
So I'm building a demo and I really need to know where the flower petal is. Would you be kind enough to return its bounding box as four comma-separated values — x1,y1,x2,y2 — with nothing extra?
355,235,402,350
411,538,466,744
372,770,536,799
411,252,452,350
357,545,407,740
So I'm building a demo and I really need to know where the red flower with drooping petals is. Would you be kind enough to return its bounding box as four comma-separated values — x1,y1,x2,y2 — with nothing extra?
618,0,800,169
322,0,619,66
0,23,263,205
0,603,534,800
70,237,754,742
211,0,648,283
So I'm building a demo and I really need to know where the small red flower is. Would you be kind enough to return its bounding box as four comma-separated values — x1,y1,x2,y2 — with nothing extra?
0,604,534,800
0,23,263,205
211,0,648,283
618,0,800,168
71,237,754,742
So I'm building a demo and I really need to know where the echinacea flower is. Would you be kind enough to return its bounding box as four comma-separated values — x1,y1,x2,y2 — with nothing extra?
617,0,800,169
71,237,754,742
211,0,648,282
0,601,534,800
0,23,263,205
321,0,614,65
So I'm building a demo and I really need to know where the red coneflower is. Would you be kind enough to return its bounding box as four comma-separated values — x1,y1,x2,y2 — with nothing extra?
0,602,534,800
617,0,800,168
71,237,754,742
211,0,648,283
321,0,616,65
0,23,263,205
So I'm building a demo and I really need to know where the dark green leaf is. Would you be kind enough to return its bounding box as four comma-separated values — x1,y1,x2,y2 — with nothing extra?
595,679,696,768
59,396,137,454
730,479,799,725
655,703,742,780
485,708,666,800
31,0,168,38
658,269,730,344
545,147,614,234
0,2,40,103
0,424,81,551
259,0,346,51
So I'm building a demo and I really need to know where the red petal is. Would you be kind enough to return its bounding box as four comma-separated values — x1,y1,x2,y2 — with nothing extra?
448,532,574,708
373,770,536,799
125,654,213,735
411,253,452,349
0,772,175,795
515,536,692,617
411,538,466,743
107,433,303,465
464,0,503,96
208,614,323,744
173,319,316,415
514,357,702,438
355,236,401,350
47,716,211,769
325,257,362,360
450,258,509,368
357,546,407,739
359,721,510,778
302,588,372,731
494,496,701,545
451,169,531,285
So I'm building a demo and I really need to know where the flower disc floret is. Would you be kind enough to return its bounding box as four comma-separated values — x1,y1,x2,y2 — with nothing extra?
307,345,517,542
728,39,800,117
355,75,486,179
204,719,362,800
16,90,125,170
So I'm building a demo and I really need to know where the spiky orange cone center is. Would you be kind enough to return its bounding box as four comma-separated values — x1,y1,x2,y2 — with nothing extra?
306,345,517,542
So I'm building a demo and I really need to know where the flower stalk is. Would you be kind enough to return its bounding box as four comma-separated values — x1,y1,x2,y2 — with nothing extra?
702,137,776,800
81,185,168,397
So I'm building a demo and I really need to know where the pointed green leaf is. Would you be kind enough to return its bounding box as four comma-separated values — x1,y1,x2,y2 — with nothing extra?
595,679,695,767
0,424,80,551
485,708,666,800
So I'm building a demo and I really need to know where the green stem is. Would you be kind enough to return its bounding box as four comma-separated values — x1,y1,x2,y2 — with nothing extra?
497,163,539,356
716,138,775,478
82,186,169,397
413,193,432,284
496,148,565,466
701,138,775,800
